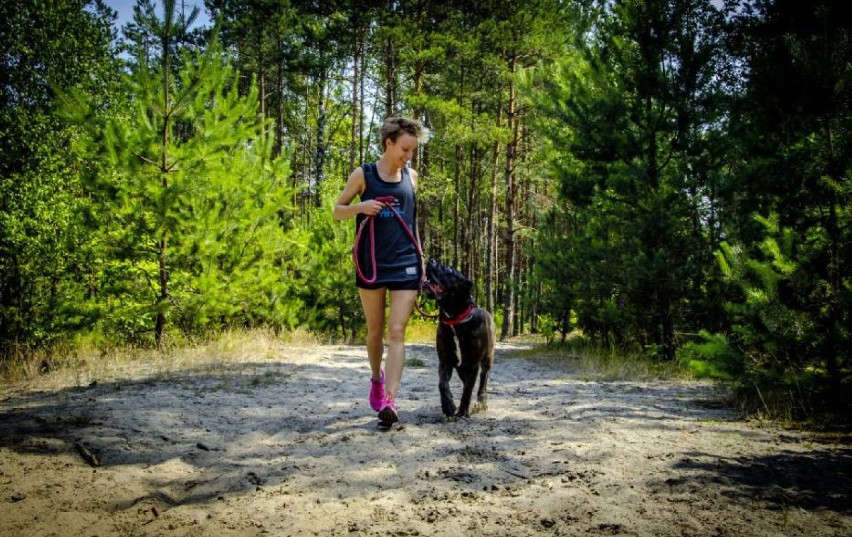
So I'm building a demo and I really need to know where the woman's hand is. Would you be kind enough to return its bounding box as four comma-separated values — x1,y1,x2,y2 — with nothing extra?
360,199,387,217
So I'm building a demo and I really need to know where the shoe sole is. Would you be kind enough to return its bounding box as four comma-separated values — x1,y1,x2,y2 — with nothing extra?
378,406,398,425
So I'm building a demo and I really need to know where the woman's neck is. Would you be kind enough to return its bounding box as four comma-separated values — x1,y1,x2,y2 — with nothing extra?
377,155,402,178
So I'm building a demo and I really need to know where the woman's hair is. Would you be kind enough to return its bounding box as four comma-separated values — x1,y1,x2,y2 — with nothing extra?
380,117,430,150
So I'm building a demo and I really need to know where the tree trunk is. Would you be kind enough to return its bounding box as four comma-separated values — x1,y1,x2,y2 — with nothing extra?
412,65,423,169
314,69,328,208
258,33,266,136
360,40,367,164
500,48,518,342
453,143,462,268
350,31,360,171
486,134,500,314
274,37,284,158
466,144,480,280
155,26,172,351
515,121,532,337
418,136,431,259
822,120,841,390
513,247,521,336
384,33,395,117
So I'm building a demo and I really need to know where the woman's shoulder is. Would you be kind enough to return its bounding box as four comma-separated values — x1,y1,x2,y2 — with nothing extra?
360,162,379,180
348,164,367,181
345,165,367,193
407,166,418,190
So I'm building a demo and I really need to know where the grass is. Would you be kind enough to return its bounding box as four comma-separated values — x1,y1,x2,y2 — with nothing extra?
2,327,689,393
404,318,439,344
0,324,434,392
405,356,427,368
727,377,852,428
0,327,306,390
6,328,844,431
6,329,842,431
506,335,692,382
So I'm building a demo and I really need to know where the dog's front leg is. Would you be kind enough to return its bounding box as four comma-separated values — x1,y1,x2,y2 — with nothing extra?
438,360,457,418
455,366,478,418
473,367,490,413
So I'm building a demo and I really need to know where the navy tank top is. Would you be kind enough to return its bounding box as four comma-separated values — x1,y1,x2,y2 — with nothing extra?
355,162,420,284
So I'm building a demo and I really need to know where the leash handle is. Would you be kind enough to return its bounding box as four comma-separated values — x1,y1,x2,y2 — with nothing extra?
353,196,406,285
353,216,378,284
352,196,439,319
415,294,440,319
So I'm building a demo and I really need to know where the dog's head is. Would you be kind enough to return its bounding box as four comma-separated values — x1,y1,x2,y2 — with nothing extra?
425,260,473,315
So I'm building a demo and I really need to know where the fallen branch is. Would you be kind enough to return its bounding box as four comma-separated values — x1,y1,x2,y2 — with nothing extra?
75,442,100,467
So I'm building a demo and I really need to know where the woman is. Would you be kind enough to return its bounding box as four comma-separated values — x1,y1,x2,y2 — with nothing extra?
333,117,430,425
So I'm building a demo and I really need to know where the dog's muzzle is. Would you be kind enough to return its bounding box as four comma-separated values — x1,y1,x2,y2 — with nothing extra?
425,259,472,300
423,279,444,299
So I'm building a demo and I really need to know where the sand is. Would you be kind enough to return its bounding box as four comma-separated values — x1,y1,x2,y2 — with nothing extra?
0,342,849,536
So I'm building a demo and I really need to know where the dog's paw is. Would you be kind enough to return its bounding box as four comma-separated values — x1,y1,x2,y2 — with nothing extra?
443,415,459,423
472,402,488,414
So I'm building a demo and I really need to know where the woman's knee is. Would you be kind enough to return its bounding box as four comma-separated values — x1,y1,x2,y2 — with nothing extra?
365,326,384,344
387,324,406,344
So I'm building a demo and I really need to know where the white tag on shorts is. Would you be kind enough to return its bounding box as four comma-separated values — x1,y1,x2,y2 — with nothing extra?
405,266,418,275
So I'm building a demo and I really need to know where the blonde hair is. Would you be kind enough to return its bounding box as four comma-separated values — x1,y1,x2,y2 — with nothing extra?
380,116,430,150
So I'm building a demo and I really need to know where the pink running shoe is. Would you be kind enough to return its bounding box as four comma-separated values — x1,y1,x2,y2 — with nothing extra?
378,398,399,425
369,370,385,411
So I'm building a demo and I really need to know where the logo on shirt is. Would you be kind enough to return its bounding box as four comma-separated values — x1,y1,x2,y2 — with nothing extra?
379,198,403,218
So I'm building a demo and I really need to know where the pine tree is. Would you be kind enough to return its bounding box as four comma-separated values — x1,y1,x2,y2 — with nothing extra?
529,0,728,358
0,0,118,358
70,5,293,346
722,0,851,394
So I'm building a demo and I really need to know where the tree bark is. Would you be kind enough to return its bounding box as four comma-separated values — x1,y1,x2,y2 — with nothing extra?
453,143,462,268
155,22,172,351
384,33,395,117
360,37,367,164
500,47,518,342
466,144,480,280
350,31,360,172
314,69,328,207
486,95,502,314
258,32,266,135
274,36,284,158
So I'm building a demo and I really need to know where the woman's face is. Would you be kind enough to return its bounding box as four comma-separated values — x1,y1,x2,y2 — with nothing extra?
385,132,418,167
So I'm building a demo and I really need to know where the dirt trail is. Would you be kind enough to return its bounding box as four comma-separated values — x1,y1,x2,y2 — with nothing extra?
0,343,849,536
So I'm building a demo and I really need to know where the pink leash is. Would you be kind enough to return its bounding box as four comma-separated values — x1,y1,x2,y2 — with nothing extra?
353,195,438,318
354,196,409,284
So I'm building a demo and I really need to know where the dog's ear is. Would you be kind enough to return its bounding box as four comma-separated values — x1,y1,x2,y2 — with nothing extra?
426,259,440,279
462,278,473,293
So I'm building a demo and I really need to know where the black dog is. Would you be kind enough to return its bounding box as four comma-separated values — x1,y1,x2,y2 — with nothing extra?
424,260,496,419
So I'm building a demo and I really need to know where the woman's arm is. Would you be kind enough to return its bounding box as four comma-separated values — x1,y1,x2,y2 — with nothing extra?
333,167,385,220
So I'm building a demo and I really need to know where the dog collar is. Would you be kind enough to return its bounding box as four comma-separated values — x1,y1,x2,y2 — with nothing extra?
441,303,475,326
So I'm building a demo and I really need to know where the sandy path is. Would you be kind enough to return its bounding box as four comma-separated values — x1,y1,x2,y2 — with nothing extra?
0,342,849,536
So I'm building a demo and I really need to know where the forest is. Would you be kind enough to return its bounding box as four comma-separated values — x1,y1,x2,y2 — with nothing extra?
1,0,849,419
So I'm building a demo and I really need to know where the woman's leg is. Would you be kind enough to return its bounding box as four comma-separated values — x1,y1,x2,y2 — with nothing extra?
358,287,386,380
385,289,417,402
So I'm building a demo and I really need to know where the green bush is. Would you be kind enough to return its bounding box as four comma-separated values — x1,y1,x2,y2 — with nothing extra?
677,330,744,380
